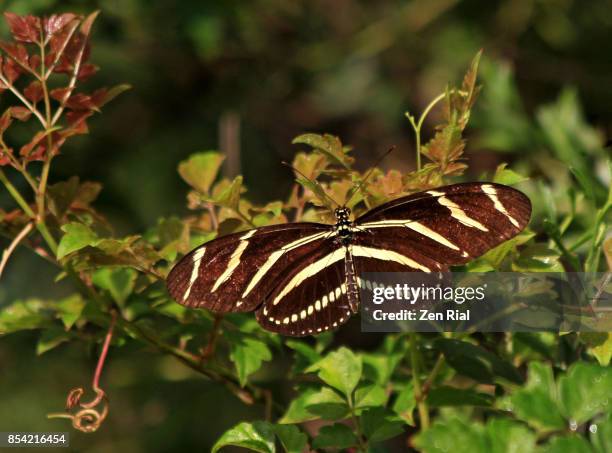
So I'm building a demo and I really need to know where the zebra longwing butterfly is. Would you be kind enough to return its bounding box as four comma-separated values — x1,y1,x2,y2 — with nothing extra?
167,182,531,336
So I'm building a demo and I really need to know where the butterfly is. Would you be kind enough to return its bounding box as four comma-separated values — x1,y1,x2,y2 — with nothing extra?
166,182,531,336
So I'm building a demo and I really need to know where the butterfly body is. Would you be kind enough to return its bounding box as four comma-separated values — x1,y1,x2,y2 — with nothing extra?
167,182,531,336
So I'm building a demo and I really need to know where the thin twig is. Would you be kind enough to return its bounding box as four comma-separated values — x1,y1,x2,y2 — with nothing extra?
0,73,47,126
44,21,80,77
0,221,33,278
418,354,445,402
206,202,219,230
51,19,90,126
201,314,224,362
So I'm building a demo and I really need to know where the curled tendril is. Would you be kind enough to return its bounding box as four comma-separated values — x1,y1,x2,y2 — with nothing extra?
48,311,116,433
48,387,109,432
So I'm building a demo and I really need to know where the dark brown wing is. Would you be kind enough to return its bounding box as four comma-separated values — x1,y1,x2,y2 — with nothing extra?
166,223,332,312
355,182,531,265
256,241,353,336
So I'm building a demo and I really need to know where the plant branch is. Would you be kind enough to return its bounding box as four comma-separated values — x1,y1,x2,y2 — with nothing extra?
0,168,35,217
51,19,91,126
0,221,33,278
44,20,80,77
418,353,445,402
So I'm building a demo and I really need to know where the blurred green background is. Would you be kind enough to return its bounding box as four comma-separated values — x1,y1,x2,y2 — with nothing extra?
1,0,610,451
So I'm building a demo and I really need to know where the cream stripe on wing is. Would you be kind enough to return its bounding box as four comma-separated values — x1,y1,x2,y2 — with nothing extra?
351,245,431,272
427,190,488,232
272,247,346,305
360,220,460,251
242,231,331,298
211,229,256,292
183,247,206,301
481,184,520,228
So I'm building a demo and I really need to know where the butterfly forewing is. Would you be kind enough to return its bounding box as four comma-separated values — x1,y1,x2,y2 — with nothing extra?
355,182,531,265
167,223,332,312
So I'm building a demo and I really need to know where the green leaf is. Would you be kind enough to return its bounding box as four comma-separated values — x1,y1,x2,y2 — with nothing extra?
306,347,362,399
591,413,612,453
543,435,594,453
296,177,335,211
212,421,275,453
279,387,348,424
414,417,487,453
434,339,522,384
272,424,307,453
510,362,565,431
36,328,71,355
485,418,536,453
292,133,351,169
286,339,322,375
537,88,606,191
580,332,612,366
178,151,224,194
354,384,387,410
226,331,272,387
392,381,416,426
212,175,243,210
92,267,137,306
312,423,358,450
427,386,494,407
493,163,528,185
55,294,85,329
305,387,350,420
558,362,612,424
360,407,404,443
98,83,131,108
57,222,99,259
0,299,51,334
362,336,405,385
47,176,80,219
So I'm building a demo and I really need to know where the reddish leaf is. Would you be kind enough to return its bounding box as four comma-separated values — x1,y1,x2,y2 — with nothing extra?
0,147,12,166
19,130,47,160
29,53,41,71
4,12,41,44
9,106,32,121
0,41,29,68
2,57,22,83
65,93,97,111
0,109,12,133
77,63,98,81
50,87,71,102
43,13,77,38
66,110,92,133
24,81,43,104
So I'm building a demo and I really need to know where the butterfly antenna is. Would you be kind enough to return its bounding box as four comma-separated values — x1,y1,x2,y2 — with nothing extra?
345,145,396,207
281,161,341,208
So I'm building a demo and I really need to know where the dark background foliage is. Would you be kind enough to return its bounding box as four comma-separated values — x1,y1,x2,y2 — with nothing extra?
0,0,610,451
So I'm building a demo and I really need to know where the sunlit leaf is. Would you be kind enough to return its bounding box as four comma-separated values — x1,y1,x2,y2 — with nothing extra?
178,151,225,194
212,421,275,453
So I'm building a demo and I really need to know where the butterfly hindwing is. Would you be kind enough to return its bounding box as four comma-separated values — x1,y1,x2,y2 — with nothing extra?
167,223,332,312
256,243,353,336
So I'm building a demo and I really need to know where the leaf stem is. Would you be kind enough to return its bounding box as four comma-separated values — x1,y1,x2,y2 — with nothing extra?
0,221,33,278
348,396,368,452
406,90,464,171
